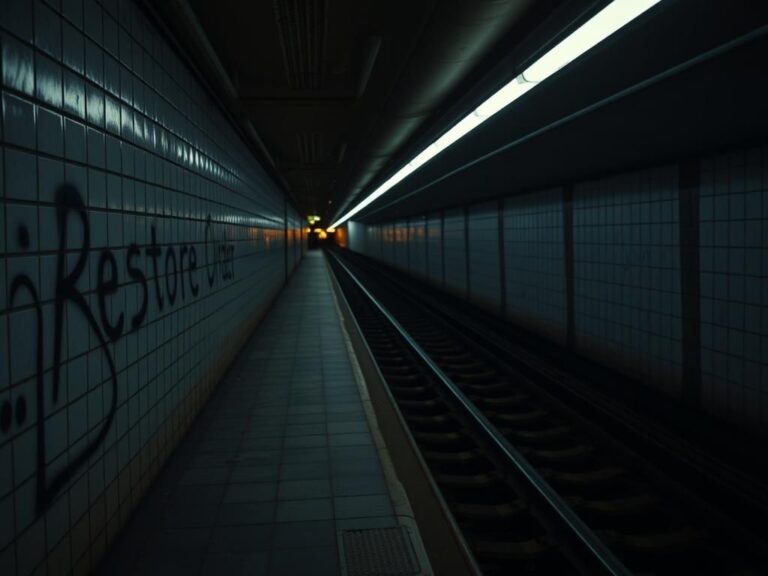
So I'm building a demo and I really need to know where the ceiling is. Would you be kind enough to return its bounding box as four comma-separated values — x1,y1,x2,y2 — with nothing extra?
152,0,569,223
351,0,768,223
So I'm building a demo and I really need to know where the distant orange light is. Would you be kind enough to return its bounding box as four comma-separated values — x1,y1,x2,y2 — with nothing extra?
318,231,327,240
326,227,336,233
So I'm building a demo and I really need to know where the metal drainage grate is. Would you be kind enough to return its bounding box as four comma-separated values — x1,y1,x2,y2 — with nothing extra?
340,526,423,576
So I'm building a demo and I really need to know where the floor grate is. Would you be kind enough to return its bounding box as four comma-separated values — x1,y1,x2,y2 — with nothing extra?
340,526,424,576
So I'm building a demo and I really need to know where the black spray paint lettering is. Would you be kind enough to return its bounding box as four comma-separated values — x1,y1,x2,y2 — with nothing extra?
98,249,124,341
127,244,148,329
205,215,235,286
4,184,236,514
146,226,164,311
7,221,44,509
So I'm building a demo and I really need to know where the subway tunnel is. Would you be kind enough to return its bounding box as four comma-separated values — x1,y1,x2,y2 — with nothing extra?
0,0,767,574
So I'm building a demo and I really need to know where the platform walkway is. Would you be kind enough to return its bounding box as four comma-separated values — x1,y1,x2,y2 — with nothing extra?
100,250,405,576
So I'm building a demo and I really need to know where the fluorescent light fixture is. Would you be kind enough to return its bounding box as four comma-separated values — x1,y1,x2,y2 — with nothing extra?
474,76,537,118
522,0,661,82
331,0,661,229
433,113,485,148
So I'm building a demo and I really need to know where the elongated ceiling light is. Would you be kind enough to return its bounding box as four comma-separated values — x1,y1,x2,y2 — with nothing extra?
330,0,662,229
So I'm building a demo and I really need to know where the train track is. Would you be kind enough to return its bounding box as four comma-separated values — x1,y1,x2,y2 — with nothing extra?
327,249,768,576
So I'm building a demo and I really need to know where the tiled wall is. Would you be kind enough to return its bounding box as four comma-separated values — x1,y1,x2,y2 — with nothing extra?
426,212,442,287
347,146,768,435
382,222,395,266
366,223,381,260
504,188,566,341
393,219,408,272
573,167,682,391
407,216,426,279
699,149,768,430
467,201,500,312
347,220,366,255
443,208,467,298
0,1,302,574
287,212,302,272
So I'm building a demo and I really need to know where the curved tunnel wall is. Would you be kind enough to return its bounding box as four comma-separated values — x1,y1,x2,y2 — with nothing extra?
0,1,303,573
348,146,768,436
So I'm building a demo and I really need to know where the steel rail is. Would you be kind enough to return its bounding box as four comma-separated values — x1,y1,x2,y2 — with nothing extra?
329,251,632,576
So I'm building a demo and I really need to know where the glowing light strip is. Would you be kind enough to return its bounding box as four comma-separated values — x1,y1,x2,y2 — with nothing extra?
331,0,662,229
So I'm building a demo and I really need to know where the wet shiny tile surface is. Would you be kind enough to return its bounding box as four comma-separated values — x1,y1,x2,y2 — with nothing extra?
99,252,397,575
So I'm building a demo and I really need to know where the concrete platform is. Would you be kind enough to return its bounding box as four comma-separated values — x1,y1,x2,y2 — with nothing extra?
99,250,425,576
